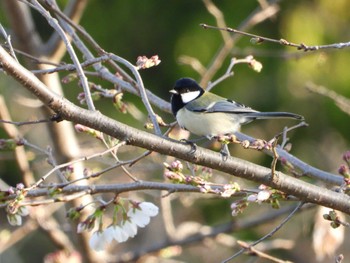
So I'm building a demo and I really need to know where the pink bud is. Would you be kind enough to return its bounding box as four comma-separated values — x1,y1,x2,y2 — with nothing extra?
343,151,350,163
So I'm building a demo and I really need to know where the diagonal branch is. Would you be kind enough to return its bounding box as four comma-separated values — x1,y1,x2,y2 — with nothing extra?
200,2,280,86
25,0,95,111
1,45,350,214
45,0,88,59
2,0,43,53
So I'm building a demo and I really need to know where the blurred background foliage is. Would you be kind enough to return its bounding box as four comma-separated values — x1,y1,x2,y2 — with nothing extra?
1,0,350,262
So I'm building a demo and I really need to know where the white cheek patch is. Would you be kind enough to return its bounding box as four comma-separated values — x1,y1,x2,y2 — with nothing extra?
181,90,201,103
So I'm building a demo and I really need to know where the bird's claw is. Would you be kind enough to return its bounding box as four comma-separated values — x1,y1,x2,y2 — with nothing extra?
180,139,197,153
220,144,230,161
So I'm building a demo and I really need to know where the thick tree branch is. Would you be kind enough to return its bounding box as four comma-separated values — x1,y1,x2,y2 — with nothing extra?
1,45,350,214
236,132,343,185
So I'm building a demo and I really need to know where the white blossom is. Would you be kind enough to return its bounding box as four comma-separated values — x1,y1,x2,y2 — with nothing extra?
128,209,151,228
89,230,112,251
257,190,271,202
87,201,159,251
7,213,22,226
18,206,29,216
77,222,85,234
127,202,159,228
246,194,257,202
230,202,240,217
231,210,239,217
122,220,137,237
6,206,29,226
139,202,159,217
106,225,129,243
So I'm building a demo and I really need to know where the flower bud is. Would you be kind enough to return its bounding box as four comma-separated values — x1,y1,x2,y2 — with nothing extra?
250,37,264,45
257,190,271,202
338,165,350,178
248,59,263,73
136,55,161,70
343,151,350,164
246,194,257,202
170,160,183,171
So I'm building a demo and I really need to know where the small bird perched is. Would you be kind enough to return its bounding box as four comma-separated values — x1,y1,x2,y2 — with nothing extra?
170,78,303,141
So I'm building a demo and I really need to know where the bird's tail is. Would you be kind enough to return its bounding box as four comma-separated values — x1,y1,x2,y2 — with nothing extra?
246,112,304,121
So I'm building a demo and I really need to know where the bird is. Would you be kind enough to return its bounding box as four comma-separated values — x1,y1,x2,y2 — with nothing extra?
170,77,303,141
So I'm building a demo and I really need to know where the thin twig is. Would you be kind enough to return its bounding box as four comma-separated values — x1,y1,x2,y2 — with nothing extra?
270,139,279,178
44,2,138,88
201,24,350,51
306,82,350,116
113,203,312,262
0,24,18,62
177,55,206,75
31,55,110,74
206,56,258,92
107,53,162,135
0,204,64,253
26,143,124,190
100,138,139,182
0,116,59,126
0,96,35,186
128,150,153,167
0,181,226,205
235,129,343,185
46,1,170,117
222,202,304,263
202,0,230,43
24,0,96,111
199,2,280,86
0,45,63,66
237,240,293,263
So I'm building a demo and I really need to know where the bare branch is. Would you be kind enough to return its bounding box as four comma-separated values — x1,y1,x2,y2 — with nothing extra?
222,202,304,262
108,53,162,135
199,2,280,86
2,0,43,53
201,24,350,51
0,96,35,186
45,0,88,59
1,45,349,214
25,0,95,111
114,203,313,262
306,82,350,116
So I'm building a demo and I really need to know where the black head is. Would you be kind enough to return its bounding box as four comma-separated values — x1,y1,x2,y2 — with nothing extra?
173,78,203,94
170,78,204,116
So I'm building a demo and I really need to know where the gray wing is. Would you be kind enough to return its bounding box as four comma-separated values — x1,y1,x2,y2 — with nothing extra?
184,94,303,121
186,98,258,114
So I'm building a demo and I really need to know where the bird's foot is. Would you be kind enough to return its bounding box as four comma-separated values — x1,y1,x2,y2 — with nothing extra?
220,143,231,161
180,139,198,153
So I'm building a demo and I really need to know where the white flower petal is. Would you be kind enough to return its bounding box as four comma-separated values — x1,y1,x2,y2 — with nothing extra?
231,210,239,217
102,227,115,244
18,206,29,217
107,225,129,242
77,222,85,233
7,214,22,226
89,231,110,251
129,210,151,228
122,221,137,238
246,194,257,202
257,190,271,201
139,202,159,217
